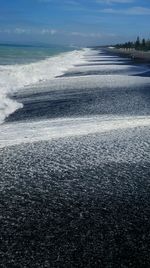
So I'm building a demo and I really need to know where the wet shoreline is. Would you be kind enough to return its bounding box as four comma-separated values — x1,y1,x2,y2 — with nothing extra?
1,48,150,267
106,47,150,64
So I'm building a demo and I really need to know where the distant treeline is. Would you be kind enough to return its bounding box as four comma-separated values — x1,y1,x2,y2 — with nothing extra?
115,37,150,51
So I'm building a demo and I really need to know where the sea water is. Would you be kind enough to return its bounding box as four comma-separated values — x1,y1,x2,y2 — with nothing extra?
0,44,87,124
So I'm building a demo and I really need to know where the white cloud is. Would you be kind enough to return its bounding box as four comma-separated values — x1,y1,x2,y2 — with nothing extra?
70,31,116,38
41,29,57,35
0,28,30,34
0,29,11,34
0,27,118,39
0,27,58,35
14,28,31,34
97,0,134,4
101,6,150,15
37,0,79,4
71,31,99,38
38,0,52,2
127,7,150,15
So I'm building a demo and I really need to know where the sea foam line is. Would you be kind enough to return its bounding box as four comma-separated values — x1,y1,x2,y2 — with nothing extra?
0,115,150,148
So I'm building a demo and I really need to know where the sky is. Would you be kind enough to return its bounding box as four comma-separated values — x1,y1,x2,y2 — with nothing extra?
0,0,149,46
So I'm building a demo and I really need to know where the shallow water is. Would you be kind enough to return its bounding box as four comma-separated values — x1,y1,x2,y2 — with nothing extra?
0,44,84,124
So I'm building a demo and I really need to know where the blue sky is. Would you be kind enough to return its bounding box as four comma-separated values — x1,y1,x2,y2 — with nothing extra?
0,0,149,46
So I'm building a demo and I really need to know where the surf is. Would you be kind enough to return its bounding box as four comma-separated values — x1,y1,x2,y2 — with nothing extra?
0,48,88,124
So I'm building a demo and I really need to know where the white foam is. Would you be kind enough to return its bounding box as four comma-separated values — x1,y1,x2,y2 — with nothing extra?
0,48,88,124
0,96,23,123
0,115,150,148
79,61,126,65
67,64,147,75
21,74,150,96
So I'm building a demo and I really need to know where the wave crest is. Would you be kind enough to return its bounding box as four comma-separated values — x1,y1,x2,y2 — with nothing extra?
0,48,87,124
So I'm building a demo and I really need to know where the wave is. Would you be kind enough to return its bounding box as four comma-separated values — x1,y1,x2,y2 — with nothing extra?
0,48,88,124
0,115,150,148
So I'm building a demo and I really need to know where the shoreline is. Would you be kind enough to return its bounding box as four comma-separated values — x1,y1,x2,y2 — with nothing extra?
1,46,150,268
106,47,150,64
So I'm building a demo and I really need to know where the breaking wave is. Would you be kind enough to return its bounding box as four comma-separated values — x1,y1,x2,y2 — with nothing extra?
0,48,87,124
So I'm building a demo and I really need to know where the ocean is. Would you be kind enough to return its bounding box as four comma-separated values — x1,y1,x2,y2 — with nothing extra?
0,44,150,267
0,44,84,124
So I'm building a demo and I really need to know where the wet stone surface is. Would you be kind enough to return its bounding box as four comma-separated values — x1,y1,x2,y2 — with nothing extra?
0,128,150,267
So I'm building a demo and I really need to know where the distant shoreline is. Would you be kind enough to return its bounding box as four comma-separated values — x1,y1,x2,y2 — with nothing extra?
106,47,150,63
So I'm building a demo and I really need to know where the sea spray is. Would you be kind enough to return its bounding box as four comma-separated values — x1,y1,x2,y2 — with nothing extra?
0,48,88,124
